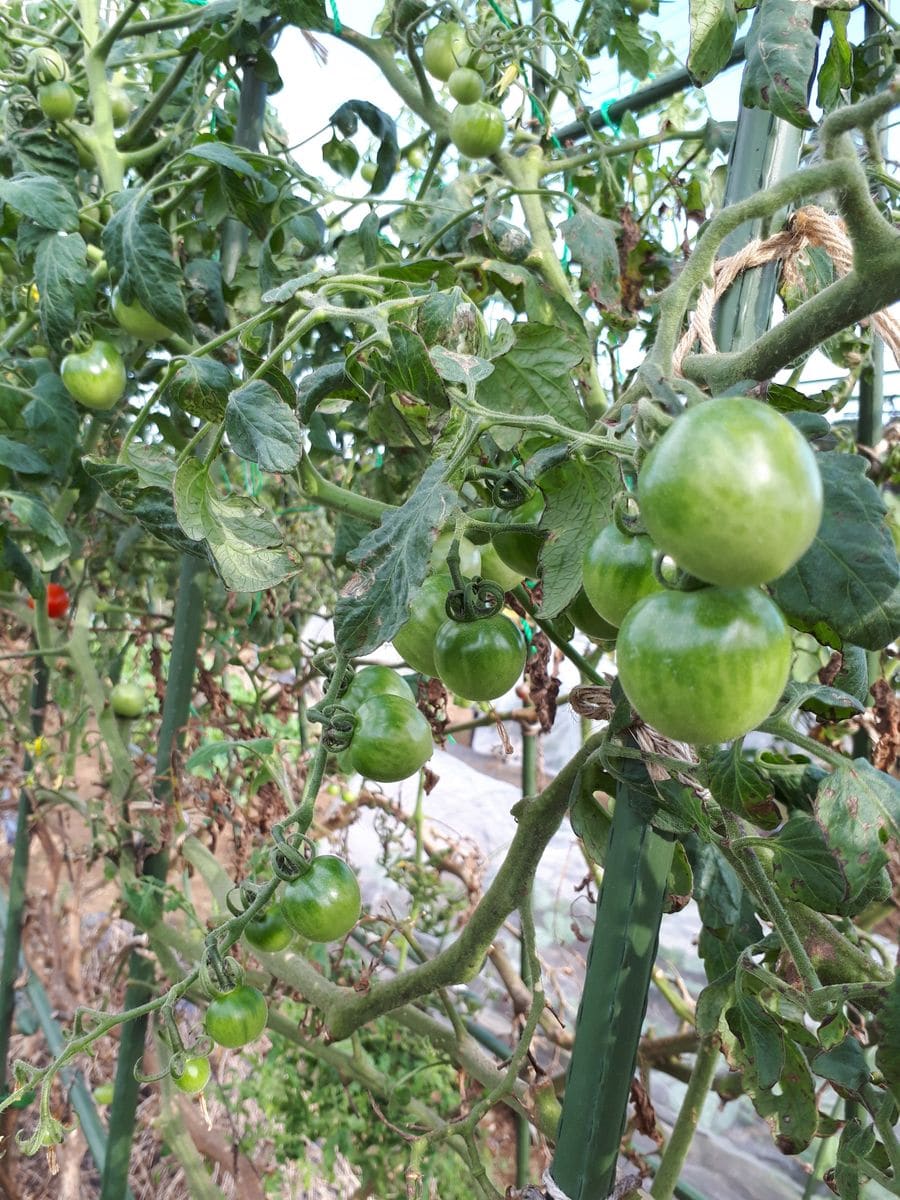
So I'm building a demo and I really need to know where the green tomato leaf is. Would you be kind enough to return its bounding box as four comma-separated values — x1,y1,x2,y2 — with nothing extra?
429,346,494,388
330,100,399,194
537,457,617,617
817,11,853,110
0,437,49,475
559,210,621,311
181,141,263,178
4,493,68,559
476,323,587,451
83,458,208,557
688,0,738,85
706,743,780,829
770,811,848,912
334,458,455,656
0,173,79,232
322,135,359,179
812,1035,870,1094
22,371,79,482
102,191,192,338
173,459,295,590
833,1119,876,1200
34,232,94,352
813,758,897,902
742,0,817,129
225,380,302,472
161,356,233,422
771,453,900,651
732,990,785,1091
374,326,447,408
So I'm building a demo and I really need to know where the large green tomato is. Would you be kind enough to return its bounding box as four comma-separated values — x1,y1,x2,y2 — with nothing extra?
342,665,411,712
204,985,268,1049
350,694,433,781
281,855,361,942
423,23,469,80
450,102,506,158
38,81,77,121
393,573,452,676
616,586,791,744
582,525,664,627
60,341,126,410
491,493,545,577
111,287,172,342
244,902,294,953
109,86,132,127
638,397,823,586
434,614,525,701
565,589,618,645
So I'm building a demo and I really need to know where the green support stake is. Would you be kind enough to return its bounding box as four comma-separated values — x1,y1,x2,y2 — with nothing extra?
549,770,675,1198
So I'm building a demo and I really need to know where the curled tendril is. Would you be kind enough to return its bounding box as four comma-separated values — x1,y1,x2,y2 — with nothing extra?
133,1056,170,1084
308,702,356,752
311,650,355,698
491,470,532,509
651,551,706,592
612,491,645,537
199,946,242,998
270,825,315,882
445,577,505,623
226,881,261,919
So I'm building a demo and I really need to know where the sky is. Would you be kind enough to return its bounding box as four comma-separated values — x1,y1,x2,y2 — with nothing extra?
269,1,898,415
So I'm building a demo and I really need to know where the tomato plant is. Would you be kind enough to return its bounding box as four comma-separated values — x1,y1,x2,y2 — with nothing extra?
60,341,127,410
582,525,664,627
449,102,506,158
171,1056,210,1095
26,582,69,620
393,573,452,676
281,855,361,943
434,615,526,701
109,682,146,718
616,586,791,744
349,694,433,782
204,985,268,1049
638,397,824,586
244,902,294,953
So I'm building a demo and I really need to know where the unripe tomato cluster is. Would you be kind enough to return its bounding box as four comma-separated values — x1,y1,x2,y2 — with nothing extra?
422,22,507,159
608,397,823,744
341,666,433,782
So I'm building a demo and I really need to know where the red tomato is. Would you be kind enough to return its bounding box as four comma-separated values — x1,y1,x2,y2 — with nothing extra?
27,582,70,619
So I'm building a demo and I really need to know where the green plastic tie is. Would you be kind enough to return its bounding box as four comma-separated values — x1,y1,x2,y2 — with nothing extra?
598,99,621,135
329,0,342,34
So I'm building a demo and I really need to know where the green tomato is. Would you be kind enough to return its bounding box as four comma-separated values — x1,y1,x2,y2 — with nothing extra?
422,22,469,80
204,984,268,1049
582,525,665,628
360,161,378,183
638,397,823,586
491,492,545,578
430,530,481,576
281,855,361,942
38,81,77,121
434,614,525,701
406,145,425,169
448,67,485,104
342,665,411,712
27,46,68,83
450,102,506,158
60,340,126,410
616,586,791,744
109,86,132,127
92,1083,114,1106
393,573,452,676
565,588,618,645
171,1056,210,1095
111,286,173,342
350,694,433,782
478,541,524,592
110,681,146,719
244,902,294,953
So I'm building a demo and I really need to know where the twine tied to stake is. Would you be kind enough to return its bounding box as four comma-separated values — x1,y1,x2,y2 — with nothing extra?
672,204,900,376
